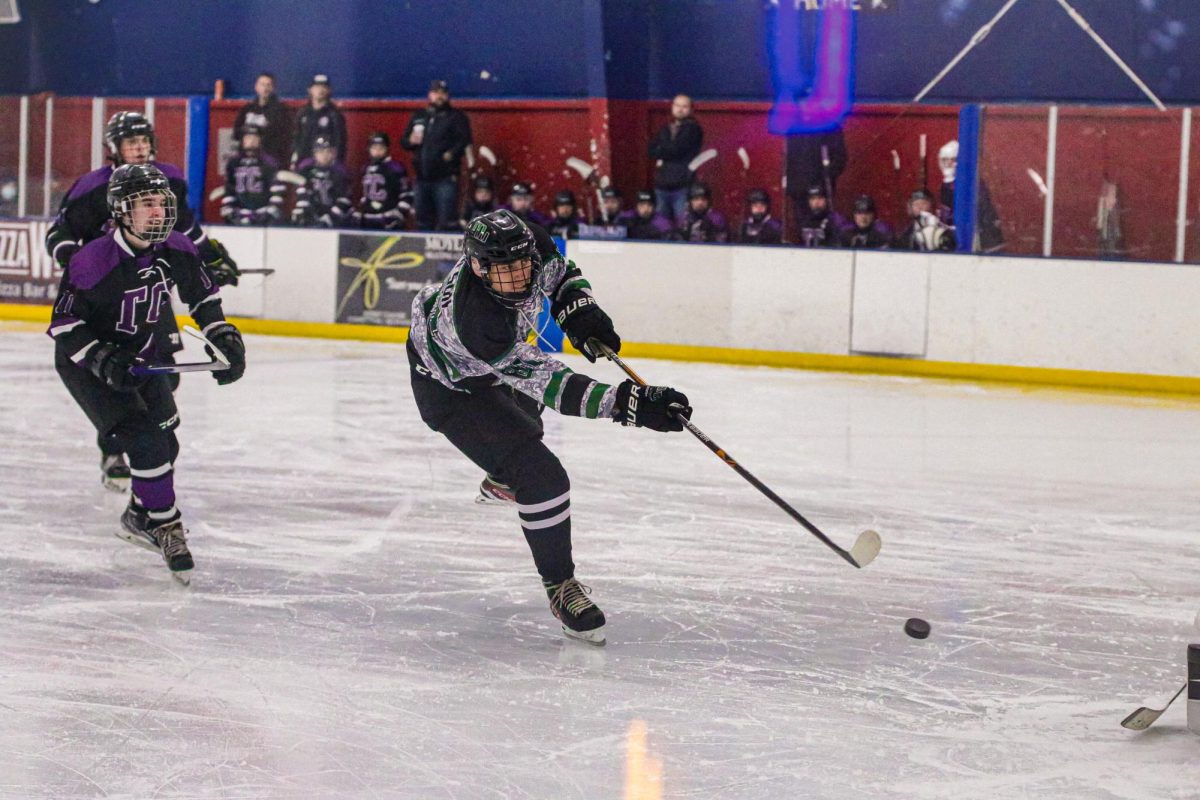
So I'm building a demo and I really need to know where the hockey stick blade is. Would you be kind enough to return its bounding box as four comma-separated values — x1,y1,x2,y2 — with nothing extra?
1121,683,1186,730
687,148,718,172
182,325,230,366
131,360,229,376
237,268,276,276
591,340,880,569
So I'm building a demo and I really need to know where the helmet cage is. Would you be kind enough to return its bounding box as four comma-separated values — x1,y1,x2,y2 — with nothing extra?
113,187,177,245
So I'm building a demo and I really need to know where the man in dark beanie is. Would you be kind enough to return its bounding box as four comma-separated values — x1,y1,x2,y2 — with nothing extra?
403,79,473,231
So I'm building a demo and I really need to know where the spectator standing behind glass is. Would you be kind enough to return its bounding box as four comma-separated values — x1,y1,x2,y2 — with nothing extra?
292,74,347,167
220,126,286,226
501,182,551,227
460,175,497,229
626,190,675,241
680,183,728,243
292,137,352,228
738,189,783,245
547,190,583,240
898,188,956,252
402,79,473,231
796,185,848,248
839,195,893,249
233,72,292,166
648,94,703,225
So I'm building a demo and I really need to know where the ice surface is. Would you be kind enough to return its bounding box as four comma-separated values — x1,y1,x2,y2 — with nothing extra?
2,320,1199,799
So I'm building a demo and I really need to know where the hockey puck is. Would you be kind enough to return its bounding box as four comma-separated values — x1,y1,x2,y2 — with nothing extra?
904,618,931,640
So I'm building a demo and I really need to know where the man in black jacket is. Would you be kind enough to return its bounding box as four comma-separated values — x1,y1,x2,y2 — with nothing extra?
233,72,292,166
648,94,702,225
291,74,347,167
402,79,473,231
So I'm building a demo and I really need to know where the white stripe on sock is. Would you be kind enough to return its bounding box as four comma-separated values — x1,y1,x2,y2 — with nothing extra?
130,462,172,479
520,507,571,531
517,491,570,515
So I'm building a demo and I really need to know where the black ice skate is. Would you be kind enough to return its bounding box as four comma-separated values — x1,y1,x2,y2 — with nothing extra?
476,474,516,505
101,453,131,493
117,505,194,584
545,578,606,645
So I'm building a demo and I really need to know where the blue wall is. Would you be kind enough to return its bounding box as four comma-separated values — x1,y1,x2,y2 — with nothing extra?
4,0,1200,104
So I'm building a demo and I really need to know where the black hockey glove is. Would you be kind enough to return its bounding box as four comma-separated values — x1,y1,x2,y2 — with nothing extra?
612,380,691,433
203,238,241,287
55,242,81,271
553,293,620,363
204,323,246,385
87,343,147,393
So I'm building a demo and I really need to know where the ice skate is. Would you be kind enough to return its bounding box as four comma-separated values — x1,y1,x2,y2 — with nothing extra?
117,506,194,584
476,474,516,505
545,577,606,645
101,453,130,493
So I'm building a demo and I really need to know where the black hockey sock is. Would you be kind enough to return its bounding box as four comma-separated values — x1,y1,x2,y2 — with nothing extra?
503,440,575,584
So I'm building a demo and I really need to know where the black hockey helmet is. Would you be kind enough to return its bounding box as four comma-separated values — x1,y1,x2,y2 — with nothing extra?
510,182,533,197
601,186,621,200
746,188,770,206
473,175,495,191
463,209,541,307
239,123,263,138
313,136,335,151
806,184,827,199
105,111,157,162
554,189,577,207
688,182,711,200
368,131,390,149
635,190,654,204
910,187,935,202
853,194,877,214
107,163,177,245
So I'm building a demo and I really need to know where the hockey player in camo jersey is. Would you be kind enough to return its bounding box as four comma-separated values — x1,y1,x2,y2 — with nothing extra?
407,209,692,644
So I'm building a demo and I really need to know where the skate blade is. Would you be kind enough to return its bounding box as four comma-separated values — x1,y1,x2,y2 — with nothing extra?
114,527,159,554
475,492,514,505
562,624,606,646
171,569,192,586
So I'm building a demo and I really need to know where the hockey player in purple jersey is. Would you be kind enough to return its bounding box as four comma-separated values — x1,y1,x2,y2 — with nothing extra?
406,210,691,644
220,125,287,226
353,132,413,230
292,136,353,227
501,182,552,228
679,182,728,243
625,190,675,241
47,164,246,584
738,188,783,245
44,110,241,490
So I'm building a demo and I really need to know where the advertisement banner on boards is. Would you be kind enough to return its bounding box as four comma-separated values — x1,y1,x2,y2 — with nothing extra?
335,230,462,327
0,218,61,305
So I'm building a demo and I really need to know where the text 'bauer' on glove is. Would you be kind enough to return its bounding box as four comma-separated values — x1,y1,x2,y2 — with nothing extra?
612,380,692,433
203,323,246,385
553,294,620,363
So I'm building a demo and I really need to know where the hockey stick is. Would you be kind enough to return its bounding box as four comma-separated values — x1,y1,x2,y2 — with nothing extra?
591,341,881,569
236,268,276,276
1121,683,1186,731
131,325,231,376
688,149,718,173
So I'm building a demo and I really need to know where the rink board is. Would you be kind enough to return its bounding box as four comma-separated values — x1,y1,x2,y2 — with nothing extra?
4,223,1200,395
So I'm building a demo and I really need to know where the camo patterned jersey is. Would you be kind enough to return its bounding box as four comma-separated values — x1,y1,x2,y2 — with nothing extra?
407,225,619,421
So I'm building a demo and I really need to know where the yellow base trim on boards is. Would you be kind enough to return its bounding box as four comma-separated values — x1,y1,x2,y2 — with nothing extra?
4,303,1198,397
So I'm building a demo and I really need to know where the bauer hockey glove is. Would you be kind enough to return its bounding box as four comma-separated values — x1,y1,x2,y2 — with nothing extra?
204,323,246,385
553,294,620,363
612,380,691,433
87,343,147,393
202,238,241,287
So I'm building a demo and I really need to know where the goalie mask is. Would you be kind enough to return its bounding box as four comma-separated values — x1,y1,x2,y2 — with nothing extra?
107,163,177,245
463,209,541,308
105,111,157,163
939,140,959,183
